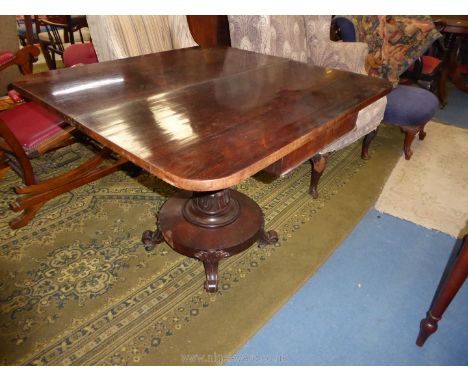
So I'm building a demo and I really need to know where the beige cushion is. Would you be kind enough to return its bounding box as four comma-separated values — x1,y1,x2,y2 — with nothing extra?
38,27,91,44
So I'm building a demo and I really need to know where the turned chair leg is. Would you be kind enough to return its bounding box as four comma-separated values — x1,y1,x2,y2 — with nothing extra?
361,129,378,160
0,151,10,180
416,235,468,346
308,153,328,199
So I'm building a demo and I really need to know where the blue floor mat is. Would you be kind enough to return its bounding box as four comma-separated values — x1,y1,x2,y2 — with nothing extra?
226,209,468,365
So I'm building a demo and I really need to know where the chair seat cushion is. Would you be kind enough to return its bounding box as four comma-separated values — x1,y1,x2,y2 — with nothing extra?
383,85,438,126
63,43,98,67
0,51,15,66
421,55,441,75
0,102,63,150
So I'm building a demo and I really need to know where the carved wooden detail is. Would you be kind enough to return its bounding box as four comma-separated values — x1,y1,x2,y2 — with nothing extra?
194,249,231,292
141,227,164,252
183,189,240,228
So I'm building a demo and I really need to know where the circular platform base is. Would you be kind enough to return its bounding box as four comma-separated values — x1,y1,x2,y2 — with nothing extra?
159,189,263,258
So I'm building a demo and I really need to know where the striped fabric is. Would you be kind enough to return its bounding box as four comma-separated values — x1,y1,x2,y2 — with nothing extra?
86,15,197,62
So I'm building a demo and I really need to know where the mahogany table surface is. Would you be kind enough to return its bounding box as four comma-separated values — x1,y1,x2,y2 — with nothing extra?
432,15,468,34
13,47,392,191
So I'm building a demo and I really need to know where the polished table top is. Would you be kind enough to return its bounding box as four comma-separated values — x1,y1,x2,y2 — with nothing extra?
13,47,391,191
432,15,468,33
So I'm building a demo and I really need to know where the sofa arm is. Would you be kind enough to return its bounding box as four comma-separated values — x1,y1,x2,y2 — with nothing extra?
319,96,387,154
308,40,369,75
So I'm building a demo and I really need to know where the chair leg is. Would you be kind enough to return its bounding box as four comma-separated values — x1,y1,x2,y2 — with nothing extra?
401,127,418,160
308,153,328,199
419,126,427,141
0,164,10,180
361,129,378,160
0,151,10,180
15,150,107,195
416,236,468,346
9,202,45,229
40,42,55,71
9,158,126,225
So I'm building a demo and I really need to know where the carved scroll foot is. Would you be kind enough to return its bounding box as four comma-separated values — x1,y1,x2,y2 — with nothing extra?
361,129,378,160
194,250,230,293
416,312,439,347
141,228,164,251
258,226,279,247
308,154,328,199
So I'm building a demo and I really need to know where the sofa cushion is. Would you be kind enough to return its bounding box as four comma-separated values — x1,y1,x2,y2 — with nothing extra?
384,85,438,126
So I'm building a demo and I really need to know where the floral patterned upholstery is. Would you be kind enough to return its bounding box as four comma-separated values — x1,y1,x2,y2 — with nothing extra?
227,15,387,155
336,16,441,84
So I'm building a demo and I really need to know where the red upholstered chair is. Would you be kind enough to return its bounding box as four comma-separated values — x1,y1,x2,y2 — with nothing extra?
0,96,126,229
63,42,98,67
402,55,444,106
0,45,40,75
0,46,124,228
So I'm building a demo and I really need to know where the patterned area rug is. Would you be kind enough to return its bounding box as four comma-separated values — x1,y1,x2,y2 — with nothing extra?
0,125,402,365
376,121,468,238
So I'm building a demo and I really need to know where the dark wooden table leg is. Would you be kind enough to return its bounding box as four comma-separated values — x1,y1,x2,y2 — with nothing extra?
416,235,468,346
142,188,278,292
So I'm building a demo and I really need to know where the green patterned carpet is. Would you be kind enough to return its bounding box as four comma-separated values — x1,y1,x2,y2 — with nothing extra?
0,125,402,365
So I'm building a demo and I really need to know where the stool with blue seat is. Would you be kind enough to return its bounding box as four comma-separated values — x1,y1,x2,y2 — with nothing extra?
384,85,438,159
333,16,440,160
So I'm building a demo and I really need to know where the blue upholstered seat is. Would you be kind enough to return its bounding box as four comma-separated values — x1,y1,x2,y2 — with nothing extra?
334,17,356,42
332,16,440,159
384,85,439,126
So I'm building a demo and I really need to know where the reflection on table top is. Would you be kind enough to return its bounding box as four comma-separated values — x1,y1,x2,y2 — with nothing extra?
13,47,391,191
432,15,468,33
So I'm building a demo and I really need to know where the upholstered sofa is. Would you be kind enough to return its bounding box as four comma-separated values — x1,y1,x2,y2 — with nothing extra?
228,16,387,197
